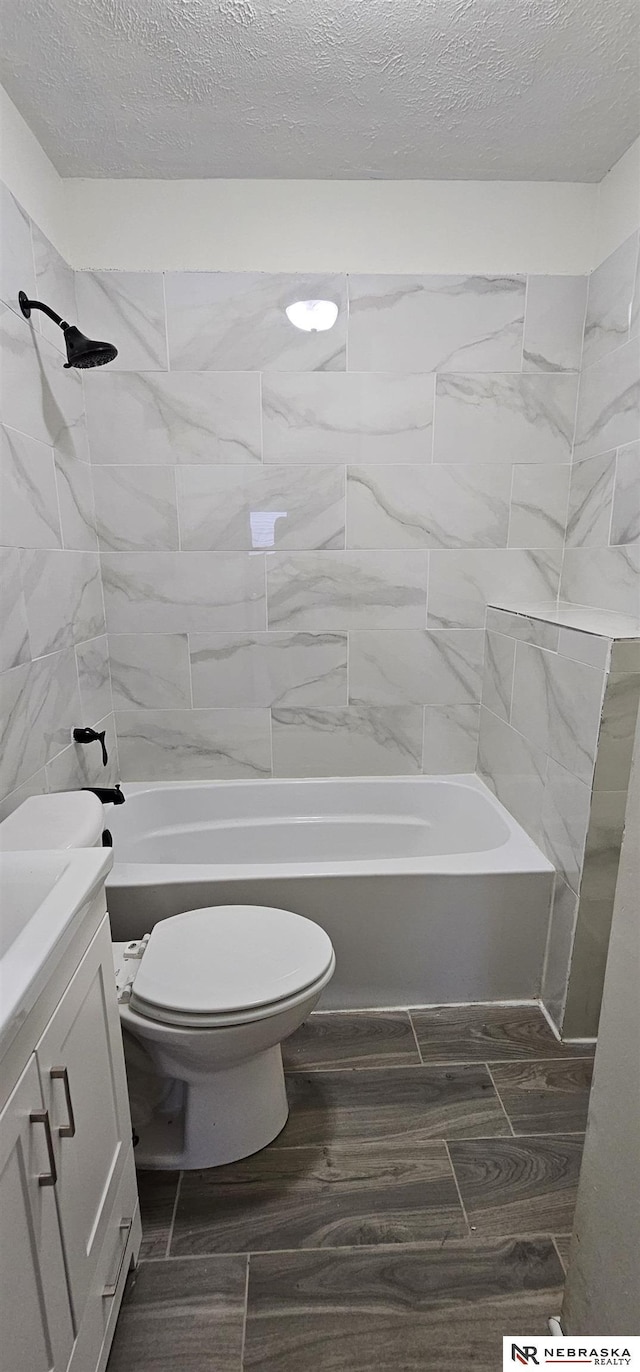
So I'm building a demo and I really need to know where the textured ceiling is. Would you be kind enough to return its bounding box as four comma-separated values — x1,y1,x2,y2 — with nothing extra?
1,0,639,180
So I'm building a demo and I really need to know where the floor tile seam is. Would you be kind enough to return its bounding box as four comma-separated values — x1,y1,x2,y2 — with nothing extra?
139,1230,571,1262
140,1250,253,1263
240,1254,250,1372
446,1131,586,1146
407,1009,427,1064
265,1130,543,1152
443,1140,473,1236
284,1063,484,1073
284,1054,595,1072
268,1133,522,1149
153,1131,585,1177
249,1137,452,1150
485,1063,516,1137
484,1055,595,1069
469,1131,587,1140
164,1171,183,1259
552,1236,570,1275
307,1007,548,1015
283,1060,424,1072
403,1053,595,1066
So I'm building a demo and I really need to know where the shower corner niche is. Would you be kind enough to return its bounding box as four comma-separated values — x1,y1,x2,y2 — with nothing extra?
477,599,640,1040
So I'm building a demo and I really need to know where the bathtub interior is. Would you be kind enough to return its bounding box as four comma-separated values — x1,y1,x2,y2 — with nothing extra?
107,774,531,867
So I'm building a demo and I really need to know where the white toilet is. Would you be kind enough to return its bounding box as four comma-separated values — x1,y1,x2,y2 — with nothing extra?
0,792,335,1169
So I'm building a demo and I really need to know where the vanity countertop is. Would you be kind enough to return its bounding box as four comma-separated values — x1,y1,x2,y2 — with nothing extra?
0,848,113,1063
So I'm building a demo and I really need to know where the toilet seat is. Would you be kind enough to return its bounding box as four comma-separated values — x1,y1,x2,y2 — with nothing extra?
118,904,335,1029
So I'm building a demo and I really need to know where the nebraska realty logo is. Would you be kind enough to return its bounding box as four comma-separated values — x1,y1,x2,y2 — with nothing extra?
503,1338,640,1369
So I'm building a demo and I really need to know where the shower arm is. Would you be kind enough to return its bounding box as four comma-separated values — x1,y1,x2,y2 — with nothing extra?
18,292,68,329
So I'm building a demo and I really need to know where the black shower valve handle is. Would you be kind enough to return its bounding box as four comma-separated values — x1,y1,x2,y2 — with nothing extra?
72,727,108,767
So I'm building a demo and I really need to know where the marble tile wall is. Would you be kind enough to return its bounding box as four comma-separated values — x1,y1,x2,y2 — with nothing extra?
2,182,636,797
0,184,117,815
71,262,589,780
561,226,640,617
477,606,640,1036
474,214,639,1037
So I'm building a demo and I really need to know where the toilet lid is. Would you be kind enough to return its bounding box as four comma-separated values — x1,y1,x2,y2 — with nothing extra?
130,905,335,1018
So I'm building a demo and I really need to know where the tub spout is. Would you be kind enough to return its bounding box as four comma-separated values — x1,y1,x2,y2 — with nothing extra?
82,784,126,805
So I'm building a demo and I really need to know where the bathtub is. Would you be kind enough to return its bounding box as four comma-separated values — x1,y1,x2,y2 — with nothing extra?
105,774,554,1009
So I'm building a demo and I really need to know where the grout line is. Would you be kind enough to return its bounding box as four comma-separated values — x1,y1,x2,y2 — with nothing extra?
258,371,265,464
485,1064,516,1136
539,874,560,1018
606,449,618,548
164,1171,183,1259
552,1235,570,1275
240,1254,250,1370
299,1000,542,1014
252,1131,586,1151
505,462,516,550
537,998,567,1044
578,329,636,375
139,1231,574,1260
282,1053,595,1074
520,275,529,375
443,1140,473,1235
407,1010,425,1065
51,447,67,550
507,628,517,725
479,688,571,761
484,1131,587,1140
28,215,38,318
186,630,195,709
429,373,437,463
344,463,349,552
577,269,589,373
263,548,269,631
344,280,349,374
268,701,274,779
424,547,430,632
559,332,584,605
283,1049,595,1074
174,466,182,553
161,273,171,372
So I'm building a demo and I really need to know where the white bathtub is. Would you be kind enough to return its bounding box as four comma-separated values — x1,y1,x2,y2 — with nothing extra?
106,774,554,1009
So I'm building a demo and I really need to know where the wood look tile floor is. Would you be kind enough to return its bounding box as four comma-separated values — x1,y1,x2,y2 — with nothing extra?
108,1005,592,1371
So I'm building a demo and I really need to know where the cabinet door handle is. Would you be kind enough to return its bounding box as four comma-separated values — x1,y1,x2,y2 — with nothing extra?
50,1066,76,1138
30,1110,57,1187
103,1219,133,1298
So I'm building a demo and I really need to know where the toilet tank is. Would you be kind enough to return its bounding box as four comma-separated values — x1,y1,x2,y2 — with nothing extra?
0,792,104,850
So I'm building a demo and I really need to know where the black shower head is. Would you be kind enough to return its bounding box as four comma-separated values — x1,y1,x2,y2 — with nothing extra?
18,291,118,369
61,325,118,369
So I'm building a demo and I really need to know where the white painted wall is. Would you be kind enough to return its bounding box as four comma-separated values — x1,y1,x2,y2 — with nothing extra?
0,86,67,257
1,75,637,275
594,135,640,265
63,176,598,274
562,706,640,1334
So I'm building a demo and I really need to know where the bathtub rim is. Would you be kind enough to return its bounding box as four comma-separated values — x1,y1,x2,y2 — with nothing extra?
105,772,553,886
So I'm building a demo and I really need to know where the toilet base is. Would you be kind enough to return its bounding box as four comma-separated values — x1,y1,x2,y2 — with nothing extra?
134,1045,289,1169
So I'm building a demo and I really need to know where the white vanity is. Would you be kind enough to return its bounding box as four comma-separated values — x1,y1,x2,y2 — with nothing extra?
0,813,141,1372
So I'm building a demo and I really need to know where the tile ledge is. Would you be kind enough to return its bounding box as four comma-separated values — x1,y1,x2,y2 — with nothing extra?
488,600,640,640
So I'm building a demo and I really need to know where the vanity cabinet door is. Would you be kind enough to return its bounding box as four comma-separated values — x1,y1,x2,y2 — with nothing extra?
0,1054,74,1372
35,914,134,1331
